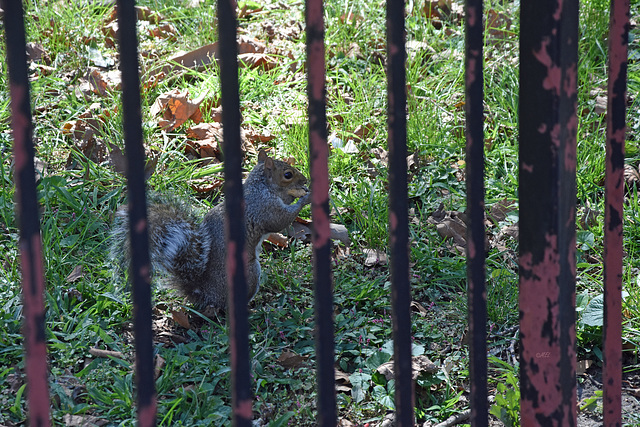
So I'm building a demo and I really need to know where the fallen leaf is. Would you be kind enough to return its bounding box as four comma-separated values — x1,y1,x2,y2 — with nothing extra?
624,164,639,188
353,122,374,139
171,309,191,329
486,9,512,40
488,198,517,223
65,265,84,283
286,221,311,243
136,5,163,24
265,232,289,248
277,351,308,369
376,355,438,381
154,355,165,380
576,359,593,376
594,95,608,115
363,248,388,267
62,414,108,427
191,178,224,194
89,348,125,359
410,301,429,316
150,89,205,131
26,42,49,63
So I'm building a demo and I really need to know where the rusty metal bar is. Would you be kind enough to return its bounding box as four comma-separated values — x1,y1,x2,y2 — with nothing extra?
464,0,487,425
518,0,578,424
387,0,413,424
603,0,630,425
306,0,336,425
115,1,157,425
217,0,252,425
3,1,51,425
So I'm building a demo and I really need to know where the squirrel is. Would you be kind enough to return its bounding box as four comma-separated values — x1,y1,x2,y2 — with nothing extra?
110,149,311,311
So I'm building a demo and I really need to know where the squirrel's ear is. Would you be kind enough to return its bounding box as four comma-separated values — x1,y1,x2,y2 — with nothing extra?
264,156,274,170
258,149,268,163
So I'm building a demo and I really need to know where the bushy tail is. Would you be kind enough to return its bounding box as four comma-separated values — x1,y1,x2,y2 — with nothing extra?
109,206,132,285
109,193,208,286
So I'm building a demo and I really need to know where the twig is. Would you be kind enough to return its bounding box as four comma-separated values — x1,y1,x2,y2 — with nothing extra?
430,409,471,427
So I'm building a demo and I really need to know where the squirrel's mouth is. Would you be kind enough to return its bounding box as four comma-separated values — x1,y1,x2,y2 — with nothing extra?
287,188,309,199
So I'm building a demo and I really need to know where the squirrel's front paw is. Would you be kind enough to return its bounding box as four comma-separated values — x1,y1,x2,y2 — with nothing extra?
299,191,312,206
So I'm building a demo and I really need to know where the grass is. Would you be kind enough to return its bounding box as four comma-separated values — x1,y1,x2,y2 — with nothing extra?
1,0,640,424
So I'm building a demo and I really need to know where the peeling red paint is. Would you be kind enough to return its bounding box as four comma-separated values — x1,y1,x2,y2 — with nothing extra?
467,56,477,86
138,401,158,427
9,85,29,171
135,218,147,234
533,39,562,96
603,1,629,424
467,6,477,27
235,399,253,419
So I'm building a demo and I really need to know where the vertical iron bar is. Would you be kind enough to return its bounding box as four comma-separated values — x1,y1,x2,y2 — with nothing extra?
603,0,629,425
306,0,336,425
518,0,578,425
387,0,413,425
218,0,252,425
3,1,51,425
464,0,487,425
115,1,157,425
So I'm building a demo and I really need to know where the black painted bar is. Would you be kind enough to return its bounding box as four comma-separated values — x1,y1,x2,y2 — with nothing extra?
3,1,51,425
464,0,487,425
217,0,253,425
115,1,157,425
519,0,578,424
603,0,629,425
306,0,337,425
386,0,413,425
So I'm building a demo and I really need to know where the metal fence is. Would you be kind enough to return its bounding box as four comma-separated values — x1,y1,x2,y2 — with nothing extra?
4,0,630,425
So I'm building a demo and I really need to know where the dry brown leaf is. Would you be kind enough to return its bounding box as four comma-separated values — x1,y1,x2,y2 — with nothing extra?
407,152,420,171
238,52,278,70
244,127,276,144
149,22,178,40
371,146,389,166
26,42,49,63
576,359,593,376
87,69,110,96
376,355,438,381
237,36,266,54
277,351,308,370
363,248,388,267
265,232,289,248
187,122,224,140
624,164,640,188
154,355,166,380
62,414,108,427
410,301,429,316
150,89,205,131
191,178,224,195
339,12,364,26
488,198,517,223
171,309,191,329
136,5,163,24
595,95,608,115
353,122,374,139
65,265,84,283
486,9,512,40
286,221,311,243
89,348,125,359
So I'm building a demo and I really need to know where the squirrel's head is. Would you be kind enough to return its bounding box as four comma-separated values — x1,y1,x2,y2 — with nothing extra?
258,149,309,204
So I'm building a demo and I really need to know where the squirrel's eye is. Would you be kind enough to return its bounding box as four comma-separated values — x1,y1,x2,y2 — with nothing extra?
284,171,293,180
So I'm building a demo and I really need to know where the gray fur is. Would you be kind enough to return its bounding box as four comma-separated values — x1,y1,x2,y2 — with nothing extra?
110,155,311,311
